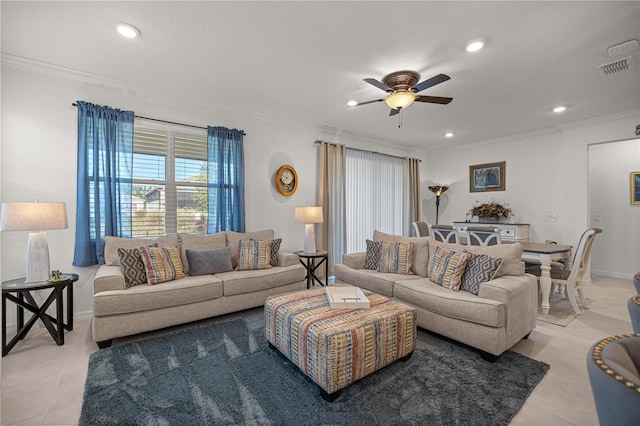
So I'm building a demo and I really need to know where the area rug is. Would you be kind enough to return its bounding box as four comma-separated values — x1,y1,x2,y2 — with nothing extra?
537,292,597,326
80,308,549,426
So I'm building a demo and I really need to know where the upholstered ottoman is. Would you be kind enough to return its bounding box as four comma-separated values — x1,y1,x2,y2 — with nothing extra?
265,287,416,401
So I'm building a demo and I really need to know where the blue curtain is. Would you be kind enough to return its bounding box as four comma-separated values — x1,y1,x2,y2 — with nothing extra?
73,101,134,266
207,126,245,233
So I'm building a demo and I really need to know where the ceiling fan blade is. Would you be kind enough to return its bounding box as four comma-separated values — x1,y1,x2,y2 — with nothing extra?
389,108,400,116
415,95,453,105
350,99,384,107
364,78,391,92
412,73,451,93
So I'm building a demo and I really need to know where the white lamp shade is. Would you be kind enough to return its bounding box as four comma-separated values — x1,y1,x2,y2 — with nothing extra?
384,91,416,110
0,202,68,231
294,207,323,224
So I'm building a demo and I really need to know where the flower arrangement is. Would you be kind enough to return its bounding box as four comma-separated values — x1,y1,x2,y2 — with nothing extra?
469,199,511,220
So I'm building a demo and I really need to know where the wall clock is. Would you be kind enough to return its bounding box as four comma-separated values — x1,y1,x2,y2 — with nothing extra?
276,164,298,196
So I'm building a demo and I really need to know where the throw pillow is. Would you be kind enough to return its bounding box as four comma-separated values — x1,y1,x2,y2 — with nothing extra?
270,238,282,267
365,239,381,270
139,246,186,285
428,246,472,290
186,247,233,276
236,239,272,271
378,241,414,275
460,252,503,295
118,245,157,288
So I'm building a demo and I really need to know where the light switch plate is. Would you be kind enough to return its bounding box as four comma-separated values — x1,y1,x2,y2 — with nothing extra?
594,214,601,223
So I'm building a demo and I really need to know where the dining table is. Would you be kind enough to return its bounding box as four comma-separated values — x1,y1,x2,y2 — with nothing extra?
519,242,573,315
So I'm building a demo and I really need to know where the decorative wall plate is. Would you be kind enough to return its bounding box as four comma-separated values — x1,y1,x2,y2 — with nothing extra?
276,164,298,196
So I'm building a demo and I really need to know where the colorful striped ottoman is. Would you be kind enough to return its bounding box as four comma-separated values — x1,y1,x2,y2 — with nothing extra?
265,287,416,401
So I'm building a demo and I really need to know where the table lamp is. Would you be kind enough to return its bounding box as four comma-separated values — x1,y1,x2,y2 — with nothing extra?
428,185,449,225
294,206,323,253
0,202,68,282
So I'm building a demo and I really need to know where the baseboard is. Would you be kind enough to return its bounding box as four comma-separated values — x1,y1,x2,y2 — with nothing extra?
591,270,635,280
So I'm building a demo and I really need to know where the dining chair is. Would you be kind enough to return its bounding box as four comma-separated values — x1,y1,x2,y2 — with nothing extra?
587,333,640,426
629,295,640,333
526,227,602,315
412,221,431,237
465,226,502,246
429,224,459,244
633,272,640,293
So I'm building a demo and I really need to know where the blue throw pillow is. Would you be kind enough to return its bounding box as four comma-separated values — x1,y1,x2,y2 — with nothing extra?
186,247,233,276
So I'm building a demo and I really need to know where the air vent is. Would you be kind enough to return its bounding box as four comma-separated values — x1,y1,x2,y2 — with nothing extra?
596,56,637,77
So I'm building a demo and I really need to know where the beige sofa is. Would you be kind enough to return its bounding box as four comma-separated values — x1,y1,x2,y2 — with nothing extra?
92,229,306,347
334,231,538,361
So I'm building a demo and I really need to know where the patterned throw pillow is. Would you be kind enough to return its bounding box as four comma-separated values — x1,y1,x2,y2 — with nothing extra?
139,246,185,285
428,246,472,290
237,239,272,271
365,239,381,270
460,252,503,295
186,247,233,276
118,243,158,288
378,241,414,275
270,238,282,267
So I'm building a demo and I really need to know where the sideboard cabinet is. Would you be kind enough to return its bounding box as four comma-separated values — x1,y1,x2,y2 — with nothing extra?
453,222,530,242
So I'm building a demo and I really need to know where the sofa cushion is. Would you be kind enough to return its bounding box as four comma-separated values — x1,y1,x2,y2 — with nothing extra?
270,238,282,266
372,230,430,277
333,263,423,297
378,241,414,275
226,229,275,268
219,264,306,296
237,239,272,271
428,246,472,290
178,232,226,274
186,247,233,276
118,246,156,288
365,239,381,270
394,278,506,328
93,275,224,316
460,252,503,295
139,246,186,285
427,239,523,277
104,234,180,266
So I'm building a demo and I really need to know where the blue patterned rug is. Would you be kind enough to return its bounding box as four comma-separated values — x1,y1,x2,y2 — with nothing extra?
80,308,549,425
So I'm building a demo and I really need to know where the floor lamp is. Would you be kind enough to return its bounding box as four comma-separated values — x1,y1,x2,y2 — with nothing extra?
294,206,323,253
428,185,449,225
0,202,68,282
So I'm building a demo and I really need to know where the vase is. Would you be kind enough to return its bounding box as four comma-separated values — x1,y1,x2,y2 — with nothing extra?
479,216,499,223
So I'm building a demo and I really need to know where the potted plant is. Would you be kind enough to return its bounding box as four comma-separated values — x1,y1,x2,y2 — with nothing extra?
468,199,511,223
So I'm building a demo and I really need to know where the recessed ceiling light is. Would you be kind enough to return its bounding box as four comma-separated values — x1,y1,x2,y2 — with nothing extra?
553,106,567,113
445,132,455,138
466,39,485,53
347,100,358,107
116,22,141,38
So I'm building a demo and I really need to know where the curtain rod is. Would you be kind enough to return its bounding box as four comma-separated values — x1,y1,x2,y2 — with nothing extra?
314,140,421,162
71,103,246,135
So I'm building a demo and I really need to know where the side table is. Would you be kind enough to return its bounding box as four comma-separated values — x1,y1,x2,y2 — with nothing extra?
2,273,78,356
295,251,328,288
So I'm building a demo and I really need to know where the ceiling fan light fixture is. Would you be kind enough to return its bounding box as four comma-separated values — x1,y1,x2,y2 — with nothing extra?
384,91,416,110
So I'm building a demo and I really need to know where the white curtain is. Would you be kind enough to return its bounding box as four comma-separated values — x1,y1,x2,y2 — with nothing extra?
345,148,403,253
317,141,346,271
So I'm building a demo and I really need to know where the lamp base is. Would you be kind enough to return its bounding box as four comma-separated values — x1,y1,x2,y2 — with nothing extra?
26,232,51,283
303,224,317,254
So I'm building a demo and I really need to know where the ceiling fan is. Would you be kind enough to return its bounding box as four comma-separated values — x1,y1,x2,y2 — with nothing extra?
350,70,453,116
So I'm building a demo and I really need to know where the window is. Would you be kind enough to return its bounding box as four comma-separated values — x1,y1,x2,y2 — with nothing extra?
132,125,208,236
345,149,403,253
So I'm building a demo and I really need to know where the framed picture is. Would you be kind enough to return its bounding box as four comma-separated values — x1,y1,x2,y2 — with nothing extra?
469,161,506,192
631,171,640,205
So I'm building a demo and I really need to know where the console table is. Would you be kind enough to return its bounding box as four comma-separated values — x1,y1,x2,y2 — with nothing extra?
453,222,530,242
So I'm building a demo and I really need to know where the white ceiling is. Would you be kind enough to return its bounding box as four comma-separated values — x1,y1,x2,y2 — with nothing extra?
2,1,639,151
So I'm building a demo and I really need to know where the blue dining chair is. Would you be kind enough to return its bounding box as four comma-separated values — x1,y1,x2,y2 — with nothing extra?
633,272,640,294
629,295,640,333
587,333,640,425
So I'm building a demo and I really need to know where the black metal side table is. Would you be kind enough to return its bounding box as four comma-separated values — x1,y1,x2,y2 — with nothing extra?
2,273,78,356
295,251,328,288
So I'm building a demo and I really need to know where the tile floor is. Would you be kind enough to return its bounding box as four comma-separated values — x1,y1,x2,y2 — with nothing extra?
1,274,636,425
